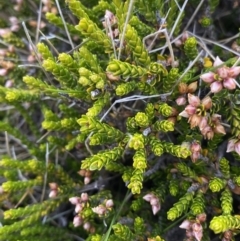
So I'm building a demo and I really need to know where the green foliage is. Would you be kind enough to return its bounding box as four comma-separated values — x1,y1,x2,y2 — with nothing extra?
184,37,198,60
190,192,205,215
167,192,194,221
124,24,151,66
75,18,112,53
210,215,240,234
220,188,233,215
209,177,226,193
1,0,240,240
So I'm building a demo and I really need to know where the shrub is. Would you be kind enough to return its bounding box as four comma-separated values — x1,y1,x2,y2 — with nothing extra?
0,0,240,240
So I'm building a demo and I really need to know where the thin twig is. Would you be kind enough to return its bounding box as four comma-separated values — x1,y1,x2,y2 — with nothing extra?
22,22,53,84
35,0,43,44
4,131,10,156
55,0,74,50
41,143,49,202
169,0,189,39
183,0,205,31
118,0,135,60
38,30,59,55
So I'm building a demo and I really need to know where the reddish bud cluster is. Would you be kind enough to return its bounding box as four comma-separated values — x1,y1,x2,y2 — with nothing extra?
102,10,119,39
179,213,206,241
78,169,92,185
190,141,202,163
179,94,225,139
92,199,114,216
48,182,58,198
201,57,240,93
143,193,161,215
69,193,96,232
227,138,240,155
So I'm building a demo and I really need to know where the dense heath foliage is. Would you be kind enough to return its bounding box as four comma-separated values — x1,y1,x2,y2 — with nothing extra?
1,0,240,240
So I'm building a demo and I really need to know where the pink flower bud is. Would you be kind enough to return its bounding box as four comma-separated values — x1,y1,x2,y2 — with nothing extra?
223,230,233,240
182,31,189,42
8,45,15,53
0,68,7,76
187,81,198,93
49,182,58,190
40,21,46,29
201,125,211,136
199,116,208,131
113,28,119,37
106,199,114,208
0,49,6,56
75,203,83,213
232,41,240,52
150,197,159,206
205,129,214,140
213,56,224,67
84,176,91,185
51,7,58,15
200,72,215,83
211,113,221,121
191,152,200,163
105,10,114,20
189,114,202,129
186,229,193,238
174,39,182,47
176,96,187,106
179,220,191,229
152,203,161,215
81,193,89,202
143,193,155,202
27,55,35,63
229,66,240,77
42,6,49,12
5,80,14,88
10,25,19,32
214,123,226,135
185,105,196,115
73,216,83,227
227,139,236,152
9,17,18,25
190,142,201,152
201,96,212,110
235,141,240,155
83,222,91,231
179,110,189,118
69,197,80,205
210,81,222,93
178,83,188,94
192,223,203,241
197,213,207,223
172,60,179,68
217,66,229,79
92,205,106,215
49,190,57,198
223,78,236,90
14,5,21,11
188,94,200,107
